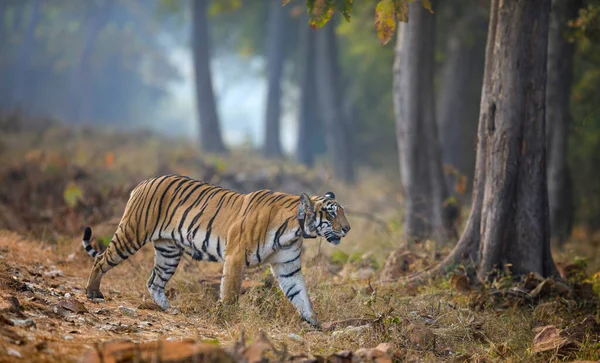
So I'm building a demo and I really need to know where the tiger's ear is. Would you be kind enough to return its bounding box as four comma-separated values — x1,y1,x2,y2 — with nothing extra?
299,193,315,214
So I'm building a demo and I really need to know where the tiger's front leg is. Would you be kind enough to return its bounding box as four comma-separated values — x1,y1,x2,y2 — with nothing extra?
270,255,319,328
220,252,245,304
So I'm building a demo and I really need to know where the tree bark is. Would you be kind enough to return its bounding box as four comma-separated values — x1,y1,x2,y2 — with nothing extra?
546,0,580,247
315,18,355,183
296,21,320,167
192,0,227,154
394,2,450,242
263,0,287,159
430,0,557,280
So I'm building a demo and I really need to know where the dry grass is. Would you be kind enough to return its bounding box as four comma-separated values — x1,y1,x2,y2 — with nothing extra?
0,120,599,362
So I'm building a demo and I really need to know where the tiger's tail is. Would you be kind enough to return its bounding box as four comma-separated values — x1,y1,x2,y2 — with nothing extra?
82,226,99,258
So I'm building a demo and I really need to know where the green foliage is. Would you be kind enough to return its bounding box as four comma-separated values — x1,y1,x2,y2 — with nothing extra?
283,0,434,44
63,182,83,208
96,235,112,248
570,2,600,230
330,250,350,265
374,0,396,45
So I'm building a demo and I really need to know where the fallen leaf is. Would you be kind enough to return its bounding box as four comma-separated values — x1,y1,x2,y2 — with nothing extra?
57,298,87,314
531,325,577,353
242,332,274,363
354,347,393,363
137,301,162,311
450,273,471,294
406,322,435,349
322,318,372,332
81,339,235,363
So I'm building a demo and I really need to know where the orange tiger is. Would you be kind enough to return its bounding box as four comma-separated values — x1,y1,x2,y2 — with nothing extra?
82,174,350,327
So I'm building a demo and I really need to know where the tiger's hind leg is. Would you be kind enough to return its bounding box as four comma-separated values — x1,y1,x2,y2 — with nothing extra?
147,240,182,311
86,232,143,300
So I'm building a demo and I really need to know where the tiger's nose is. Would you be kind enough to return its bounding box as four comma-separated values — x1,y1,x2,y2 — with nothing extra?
342,225,351,233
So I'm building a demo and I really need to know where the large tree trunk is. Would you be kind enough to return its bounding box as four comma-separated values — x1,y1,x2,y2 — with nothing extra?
296,21,320,167
192,0,227,154
394,2,451,242
315,18,355,183
263,0,287,159
432,0,557,280
546,0,580,247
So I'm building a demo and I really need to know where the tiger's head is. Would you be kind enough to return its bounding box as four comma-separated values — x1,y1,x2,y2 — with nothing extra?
298,191,351,245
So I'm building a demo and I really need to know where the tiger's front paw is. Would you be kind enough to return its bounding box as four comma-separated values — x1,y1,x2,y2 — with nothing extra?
165,307,181,315
302,316,322,331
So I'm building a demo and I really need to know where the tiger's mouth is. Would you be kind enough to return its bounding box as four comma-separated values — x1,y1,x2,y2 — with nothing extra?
325,231,343,245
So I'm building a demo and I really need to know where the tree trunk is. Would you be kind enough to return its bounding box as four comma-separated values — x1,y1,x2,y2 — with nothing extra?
431,0,557,280
296,21,320,167
315,18,355,183
12,0,40,106
192,0,227,154
263,0,287,159
394,2,448,242
69,0,112,124
546,0,580,247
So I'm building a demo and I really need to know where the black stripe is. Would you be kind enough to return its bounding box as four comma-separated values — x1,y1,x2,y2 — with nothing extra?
245,250,250,267
282,252,301,264
148,270,156,287
166,182,205,238
106,257,118,267
287,290,300,301
267,194,286,206
280,238,300,250
188,187,224,239
273,219,290,250
112,242,129,260
201,192,228,251
243,190,269,215
150,176,181,238
282,197,299,208
115,234,135,256
156,177,190,237
256,240,262,263
177,186,216,244
280,267,302,279
155,245,176,254
143,176,173,233
285,285,296,296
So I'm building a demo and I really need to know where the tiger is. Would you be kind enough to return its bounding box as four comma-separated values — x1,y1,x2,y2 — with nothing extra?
81,174,350,328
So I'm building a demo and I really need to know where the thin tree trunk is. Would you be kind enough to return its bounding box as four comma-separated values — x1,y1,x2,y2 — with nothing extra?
426,0,557,281
296,21,319,167
546,0,580,247
192,0,227,154
422,3,456,243
315,18,355,183
69,0,112,124
393,3,435,242
263,0,287,159
12,0,40,106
